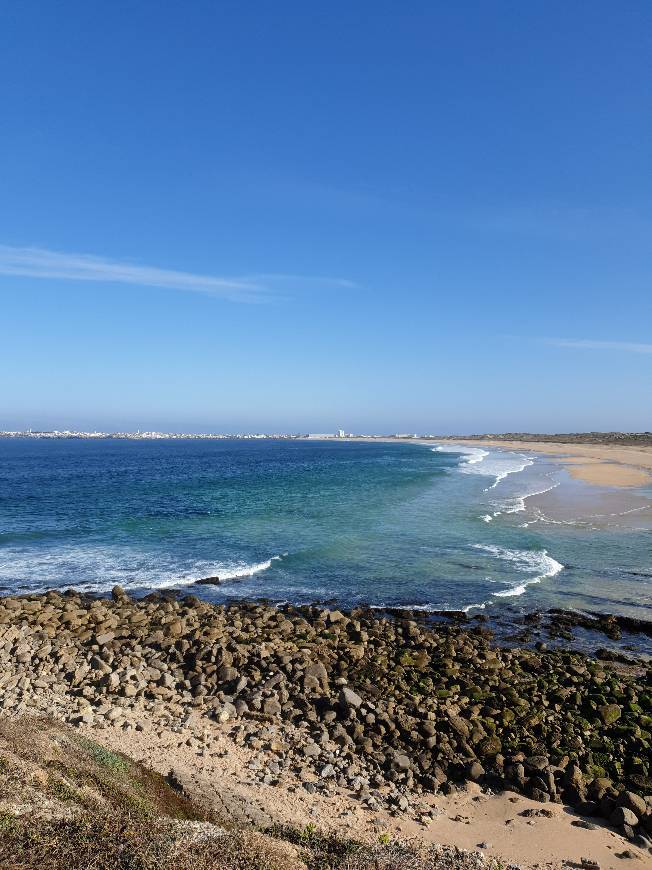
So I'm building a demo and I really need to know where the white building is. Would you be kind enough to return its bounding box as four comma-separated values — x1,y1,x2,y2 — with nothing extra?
337,429,345,438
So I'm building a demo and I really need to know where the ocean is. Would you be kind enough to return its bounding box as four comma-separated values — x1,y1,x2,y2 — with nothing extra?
0,438,650,621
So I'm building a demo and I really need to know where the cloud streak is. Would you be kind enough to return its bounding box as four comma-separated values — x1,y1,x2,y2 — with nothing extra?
0,245,355,302
545,338,652,355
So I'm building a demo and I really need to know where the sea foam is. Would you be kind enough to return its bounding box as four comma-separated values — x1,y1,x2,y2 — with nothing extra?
433,445,533,489
491,478,561,519
6,547,283,595
473,543,564,598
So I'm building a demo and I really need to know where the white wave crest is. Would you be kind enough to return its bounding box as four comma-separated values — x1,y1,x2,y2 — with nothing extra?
432,444,533,489
493,479,561,516
433,445,489,465
473,543,564,598
462,601,489,613
4,546,283,595
215,558,279,581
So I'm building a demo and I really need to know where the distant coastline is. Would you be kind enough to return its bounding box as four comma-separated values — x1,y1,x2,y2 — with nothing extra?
3,428,651,489
2,430,651,445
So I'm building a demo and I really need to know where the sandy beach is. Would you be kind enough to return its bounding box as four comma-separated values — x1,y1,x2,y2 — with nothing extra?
87,707,646,870
348,437,652,489
446,440,652,489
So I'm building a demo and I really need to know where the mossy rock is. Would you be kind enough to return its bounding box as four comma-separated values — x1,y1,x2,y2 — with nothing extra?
477,735,502,757
585,764,607,779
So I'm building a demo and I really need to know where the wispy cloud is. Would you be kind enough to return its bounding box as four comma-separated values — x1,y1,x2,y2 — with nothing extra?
0,245,355,302
545,338,652,354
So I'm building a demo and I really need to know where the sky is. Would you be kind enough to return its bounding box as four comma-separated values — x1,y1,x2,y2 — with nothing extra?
1,1,650,434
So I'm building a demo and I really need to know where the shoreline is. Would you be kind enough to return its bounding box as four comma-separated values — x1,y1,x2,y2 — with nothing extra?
347,436,652,535
0,590,650,867
344,436,652,489
345,433,652,493
2,437,650,624
427,439,652,489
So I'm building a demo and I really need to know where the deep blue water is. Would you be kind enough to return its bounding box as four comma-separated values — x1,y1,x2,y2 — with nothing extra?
0,438,650,621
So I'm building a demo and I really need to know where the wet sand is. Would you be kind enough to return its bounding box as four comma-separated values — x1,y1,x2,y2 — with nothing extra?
526,473,652,530
448,440,652,488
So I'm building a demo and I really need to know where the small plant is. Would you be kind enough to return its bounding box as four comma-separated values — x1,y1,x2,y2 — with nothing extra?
299,821,317,842
378,831,392,845
75,737,129,773
47,776,79,803
0,813,16,833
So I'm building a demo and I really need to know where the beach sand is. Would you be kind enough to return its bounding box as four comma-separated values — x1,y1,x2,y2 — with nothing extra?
448,440,652,488
351,437,652,489
87,710,645,870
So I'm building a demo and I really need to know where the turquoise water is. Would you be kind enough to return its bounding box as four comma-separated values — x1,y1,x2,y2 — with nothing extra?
0,438,650,620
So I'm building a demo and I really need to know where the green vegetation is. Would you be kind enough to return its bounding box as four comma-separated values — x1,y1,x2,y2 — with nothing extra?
74,735,130,773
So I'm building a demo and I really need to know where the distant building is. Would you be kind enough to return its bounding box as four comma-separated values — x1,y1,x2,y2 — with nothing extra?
337,429,345,438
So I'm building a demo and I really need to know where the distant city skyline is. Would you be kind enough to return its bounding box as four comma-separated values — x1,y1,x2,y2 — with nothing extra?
1,3,650,432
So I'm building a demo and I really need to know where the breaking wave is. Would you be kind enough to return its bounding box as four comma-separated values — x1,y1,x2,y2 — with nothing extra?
433,444,533,489
472,544,564,598
1,546,283,595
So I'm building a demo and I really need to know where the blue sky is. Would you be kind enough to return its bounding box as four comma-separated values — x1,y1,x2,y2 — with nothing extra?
1,1,650,433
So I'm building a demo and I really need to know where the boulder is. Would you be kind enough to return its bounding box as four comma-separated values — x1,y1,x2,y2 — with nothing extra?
339,687,362,708
598,704,621,725
610,806,639,828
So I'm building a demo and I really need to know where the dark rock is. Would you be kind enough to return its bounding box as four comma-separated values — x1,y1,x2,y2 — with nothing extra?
576,801,599,816
618,791,647,820
610,806,639,828
525,755,549,771
468,761,485,781
598,704,622,725
111,585,129,602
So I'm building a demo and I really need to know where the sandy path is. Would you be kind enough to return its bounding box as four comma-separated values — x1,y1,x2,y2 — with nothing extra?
83,711,649,870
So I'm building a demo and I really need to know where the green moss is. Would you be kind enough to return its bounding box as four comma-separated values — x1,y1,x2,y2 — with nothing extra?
74,736,129,773
586,764,607,779
47,776,80,803
0,813,17,833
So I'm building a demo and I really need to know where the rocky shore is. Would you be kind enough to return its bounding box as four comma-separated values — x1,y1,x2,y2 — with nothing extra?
0,588,650,861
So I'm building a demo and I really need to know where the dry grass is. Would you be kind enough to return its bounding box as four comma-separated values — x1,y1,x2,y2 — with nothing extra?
0,717,204,822
0,815,495,870
0,814,309,870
